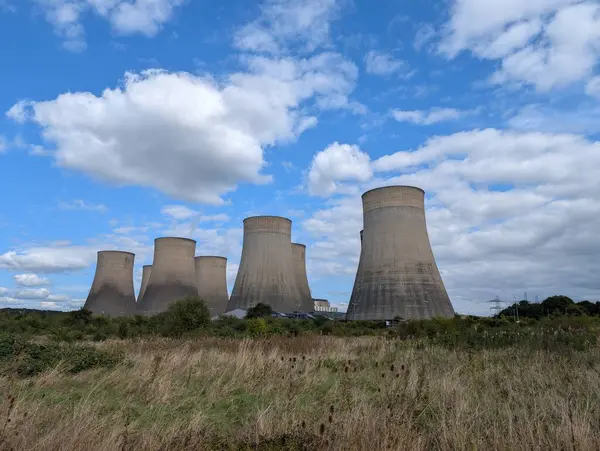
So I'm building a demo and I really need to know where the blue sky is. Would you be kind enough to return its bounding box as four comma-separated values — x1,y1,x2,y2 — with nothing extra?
1,0,600,315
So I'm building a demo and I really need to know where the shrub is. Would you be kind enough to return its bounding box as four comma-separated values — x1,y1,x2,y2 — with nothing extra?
159,297,211,337
246,303,273,319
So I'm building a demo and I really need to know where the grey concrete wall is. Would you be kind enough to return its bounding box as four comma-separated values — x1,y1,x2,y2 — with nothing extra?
346,230,364,317
346,186,455,320
137,237,198,315
292,243,313,312
84,251,137,317
195,256,229,317
137,265,151,302
227,216,302,313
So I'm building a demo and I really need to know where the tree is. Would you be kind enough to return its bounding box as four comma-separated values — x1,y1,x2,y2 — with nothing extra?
246,303,273,319
160,297,211,337
541,295,574,315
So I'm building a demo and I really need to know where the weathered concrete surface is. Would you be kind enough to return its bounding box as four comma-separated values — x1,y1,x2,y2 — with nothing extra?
84,251,137,317
195,256,229,317
292,243,313,312
228,216,302,313
137,265,151,302
346,186,455,320
137,237,198,315
346,230,364,316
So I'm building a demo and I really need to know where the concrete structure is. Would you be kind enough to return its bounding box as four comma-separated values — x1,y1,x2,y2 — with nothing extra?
346,186,455,320
292,243,313,312
137,237,198,315
195,256,229,317
138,265,152,301
84,251,137,316
313,299,338,313
227,216,302,313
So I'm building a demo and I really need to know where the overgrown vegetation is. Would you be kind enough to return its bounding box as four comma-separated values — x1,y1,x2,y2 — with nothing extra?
1,336,600,450
0,295,599,449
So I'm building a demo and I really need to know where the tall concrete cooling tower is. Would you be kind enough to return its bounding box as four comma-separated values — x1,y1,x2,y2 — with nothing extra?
291,243,313,312
137,237,198,315
137,265,151,301
84,251,137,317
195,256,229,317
347,230,364,314
346,186,455,320
227,216,302,313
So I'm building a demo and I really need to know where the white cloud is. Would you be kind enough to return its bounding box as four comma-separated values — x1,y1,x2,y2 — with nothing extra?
305,128,600,314
14,288,51,300
6,100,33,123
33,0,185,51
161,205,198,221
586,76,600,99
0,233,151,273
10,52,357,204
364,50,407,76
58,199,108,213
391,107,472,125
440,0,600,91
40,301,59,308
307,142,372,196
508,103,600,135
14,273,51,287
414,24,437,51
234,0,339,54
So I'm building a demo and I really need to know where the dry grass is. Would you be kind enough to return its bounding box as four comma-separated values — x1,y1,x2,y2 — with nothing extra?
1,336,600,450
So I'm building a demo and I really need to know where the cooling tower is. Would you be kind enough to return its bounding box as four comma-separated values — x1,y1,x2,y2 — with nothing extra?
138,265,151,301
195,256,229,317
83,251,137,317
137,237,198,315
291,243,313,312
346,186,454,320
227,216,302,313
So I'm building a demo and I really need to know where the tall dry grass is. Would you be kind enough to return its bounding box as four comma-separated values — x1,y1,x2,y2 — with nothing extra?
1,335,599,450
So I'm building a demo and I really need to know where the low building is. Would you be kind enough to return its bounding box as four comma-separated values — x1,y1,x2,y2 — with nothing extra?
313,299,338,313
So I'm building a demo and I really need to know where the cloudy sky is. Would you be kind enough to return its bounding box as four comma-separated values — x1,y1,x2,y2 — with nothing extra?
1,0,600,315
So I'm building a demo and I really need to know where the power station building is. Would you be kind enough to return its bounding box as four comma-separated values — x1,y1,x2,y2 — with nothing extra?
346,186,455,320
83,251,137,317
137,237,198,315
292,243,313,312
195,256,229,317
227,216,302,313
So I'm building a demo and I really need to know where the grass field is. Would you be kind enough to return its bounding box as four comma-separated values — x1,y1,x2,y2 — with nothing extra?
1,335,600,450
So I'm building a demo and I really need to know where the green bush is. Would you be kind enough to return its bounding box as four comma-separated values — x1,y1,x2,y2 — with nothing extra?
159,297,211,337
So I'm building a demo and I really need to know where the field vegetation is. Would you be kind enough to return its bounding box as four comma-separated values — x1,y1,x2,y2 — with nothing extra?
0,295,599,450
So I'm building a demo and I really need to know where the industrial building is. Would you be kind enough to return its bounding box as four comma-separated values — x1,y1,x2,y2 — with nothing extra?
83,251,137,317
138,265,151,301
227,216,302,313
137,237,198,315
346,186,455,320
292,243,314,312
195,256,229,317
313,299,338,313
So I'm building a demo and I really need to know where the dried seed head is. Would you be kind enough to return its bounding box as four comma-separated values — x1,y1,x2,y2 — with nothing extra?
329,405,334,415
320,423,325,435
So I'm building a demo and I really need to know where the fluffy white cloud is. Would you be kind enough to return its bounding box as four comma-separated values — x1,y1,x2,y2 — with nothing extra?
440,0,600,91
305,129,600,314
9,52,357,204
307,142,372,196
33,0,184,51
586,76,600,99
161,205,198,221
364,51,407,76
58,199,108,213
14,288,51,300
391,107,472,125
0,234,151,273
14,273,51,287
234,0,339,54
508,103,600,135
